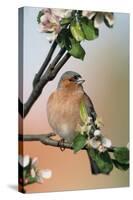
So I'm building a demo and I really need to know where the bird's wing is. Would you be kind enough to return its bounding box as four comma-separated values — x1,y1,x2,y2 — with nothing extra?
83,94,101,174
83,93,97,122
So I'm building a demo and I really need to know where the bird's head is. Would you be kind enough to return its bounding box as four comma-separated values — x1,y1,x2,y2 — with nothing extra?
57,71,85,90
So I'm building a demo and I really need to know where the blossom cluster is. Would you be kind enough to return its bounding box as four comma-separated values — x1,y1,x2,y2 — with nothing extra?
77,116,112,152
19,155,52,186
37,8,114,42
38,8,72,42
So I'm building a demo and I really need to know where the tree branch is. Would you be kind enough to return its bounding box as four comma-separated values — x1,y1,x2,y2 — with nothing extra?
22,52,70,118
19,22,72,118
33,40,57,87
19,134,114,152
19,133,74,149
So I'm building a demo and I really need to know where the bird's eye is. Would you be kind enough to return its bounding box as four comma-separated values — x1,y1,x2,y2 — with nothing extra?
69,75,81,82
69,76,77,82
73,75,78,80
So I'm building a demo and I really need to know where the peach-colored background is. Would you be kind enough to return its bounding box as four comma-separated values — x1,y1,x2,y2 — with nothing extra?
19,7,129,193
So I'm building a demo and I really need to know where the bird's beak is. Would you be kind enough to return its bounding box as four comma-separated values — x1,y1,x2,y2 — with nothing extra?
76,78,85,85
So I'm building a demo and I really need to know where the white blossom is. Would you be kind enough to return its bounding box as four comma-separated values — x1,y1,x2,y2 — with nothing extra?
82,11,96,19
89,137,101,149
19,155,30,168
87,132,112,152
95,117,104,128
39,8,61,35
102,137,112,148
31,157,38,166
98,144,106,152
82,11,114,28
94,129,101,136
31,168,36,178
52,9,72,18
38,8,72,42
37,169,52,183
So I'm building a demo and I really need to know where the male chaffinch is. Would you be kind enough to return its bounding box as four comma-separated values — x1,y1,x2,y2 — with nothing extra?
47,71,100,174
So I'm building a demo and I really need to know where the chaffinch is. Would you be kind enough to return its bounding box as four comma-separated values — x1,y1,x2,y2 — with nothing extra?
47,71,100,174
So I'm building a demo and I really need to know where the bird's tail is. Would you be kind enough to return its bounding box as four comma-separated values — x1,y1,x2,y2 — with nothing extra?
86,150,100,175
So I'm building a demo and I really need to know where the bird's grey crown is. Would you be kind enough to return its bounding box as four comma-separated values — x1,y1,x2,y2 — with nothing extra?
57,71,82,88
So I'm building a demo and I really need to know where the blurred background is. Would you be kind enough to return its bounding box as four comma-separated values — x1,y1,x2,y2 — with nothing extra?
19,7,129,193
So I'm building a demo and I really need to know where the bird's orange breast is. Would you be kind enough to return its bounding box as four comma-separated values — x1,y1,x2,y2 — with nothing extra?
47,89,84,142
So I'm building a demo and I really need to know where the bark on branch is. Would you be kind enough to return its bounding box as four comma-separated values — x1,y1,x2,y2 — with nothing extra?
19,35,71,118
23,52,70,118
19,134,114,152
19,133,75,150
33,40,57,87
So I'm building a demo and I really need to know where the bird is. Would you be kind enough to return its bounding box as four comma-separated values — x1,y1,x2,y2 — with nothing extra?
47,71,100,174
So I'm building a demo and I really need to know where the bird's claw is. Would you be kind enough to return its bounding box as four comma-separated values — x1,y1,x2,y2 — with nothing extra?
58,138,66,151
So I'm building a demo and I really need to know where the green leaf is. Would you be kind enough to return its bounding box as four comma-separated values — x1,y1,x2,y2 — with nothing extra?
72,133,87,153
70,20,85,42
23,169,27,179
37,10,44,24
57,29,71,50
80,17,99,40
60,17,72,26
80,101,88,123
69,38,85,60
112,159,129,171
28,176,37,184
24,176,37,186
114,147,129,164
89,148,113,174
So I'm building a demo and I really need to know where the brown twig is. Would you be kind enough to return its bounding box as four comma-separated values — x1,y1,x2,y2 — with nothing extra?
33,40,57,87
19,133,114,152
22,52,70,118
19,22,71,119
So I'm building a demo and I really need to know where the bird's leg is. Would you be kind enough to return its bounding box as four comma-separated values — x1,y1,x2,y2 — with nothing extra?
58,138,66,151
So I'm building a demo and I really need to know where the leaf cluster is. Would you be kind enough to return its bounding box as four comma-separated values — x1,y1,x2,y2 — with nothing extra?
72,101,129,174
57,12,99,60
